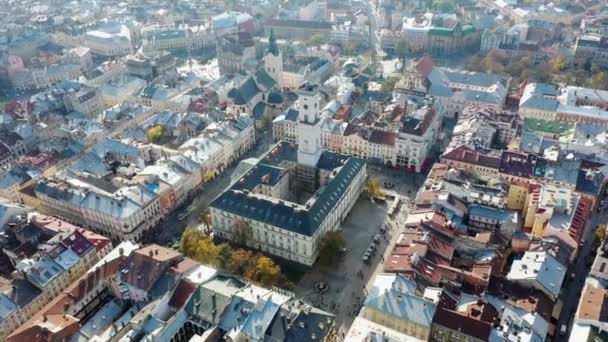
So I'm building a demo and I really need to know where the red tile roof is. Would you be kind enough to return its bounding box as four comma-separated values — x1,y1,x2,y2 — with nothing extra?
384,254,415,273
399,108,436,136
7,257,124,342
415,259,443,285
570,196,592,243
578,286,608,322
334,105,352,121
121,245,182,291
170,257,199,274
369,130,397,145
442,146,501,169
427,235,454,261
424,211,455,239
168,279,197,309
30,214,112,253
432,307,493,341
61,230,94,257
427,163,449,180
416,56,434,77
487,277,553,321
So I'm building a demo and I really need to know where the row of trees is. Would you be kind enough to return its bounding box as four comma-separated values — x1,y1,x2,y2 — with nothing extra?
181,218,349,282
180,227,283,287
464,50,608,90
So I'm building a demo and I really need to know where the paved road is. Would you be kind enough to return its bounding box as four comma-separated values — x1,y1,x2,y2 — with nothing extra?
148,128,274,246
294,198,413,337
367,164,425,196
293,169,421,338
294,199,390,328
367,0,385,61
555,205,608,341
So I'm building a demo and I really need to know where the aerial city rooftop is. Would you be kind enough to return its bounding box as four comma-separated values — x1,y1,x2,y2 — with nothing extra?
1,0,608,341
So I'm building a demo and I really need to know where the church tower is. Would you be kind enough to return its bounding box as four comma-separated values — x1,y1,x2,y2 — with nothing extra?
263,29,283,85
296,83,323,167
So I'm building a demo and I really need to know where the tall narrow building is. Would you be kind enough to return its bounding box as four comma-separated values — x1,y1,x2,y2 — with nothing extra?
296,83,323,167
295,83,324,192
263,29,283,85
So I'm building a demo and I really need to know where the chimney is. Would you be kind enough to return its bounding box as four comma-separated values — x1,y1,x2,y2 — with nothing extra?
42,314,48,322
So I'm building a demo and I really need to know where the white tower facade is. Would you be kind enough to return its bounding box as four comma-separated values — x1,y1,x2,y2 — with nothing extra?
296,84,324,167
264,29,283,85
264,51,282,84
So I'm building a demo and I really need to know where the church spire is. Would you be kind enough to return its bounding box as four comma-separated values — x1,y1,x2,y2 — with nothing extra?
267,29,279,56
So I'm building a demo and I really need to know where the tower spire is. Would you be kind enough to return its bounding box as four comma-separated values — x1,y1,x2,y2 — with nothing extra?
267,29,279,56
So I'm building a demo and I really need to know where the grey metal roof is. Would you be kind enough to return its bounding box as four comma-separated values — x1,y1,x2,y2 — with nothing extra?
232,163,286,191
441,68,508,88
241,297,281,340
0,166,31,189
364,274,436,328
228,77,261,106
27,255,65,288
520,83,560,111
462,89,502,104
210,145,366,236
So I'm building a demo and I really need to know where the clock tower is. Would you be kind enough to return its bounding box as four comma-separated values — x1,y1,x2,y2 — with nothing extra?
296,83,323,167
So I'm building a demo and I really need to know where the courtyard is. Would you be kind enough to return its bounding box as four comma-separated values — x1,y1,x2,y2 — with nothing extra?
293,196,407,332
291,162,423,334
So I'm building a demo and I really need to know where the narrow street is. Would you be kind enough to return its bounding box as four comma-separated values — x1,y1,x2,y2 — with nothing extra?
555,207,607,341
147,128,274,246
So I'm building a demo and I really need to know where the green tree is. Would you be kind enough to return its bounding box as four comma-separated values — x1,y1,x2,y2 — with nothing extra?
216,243,234,269
591,71,608,90
482,50,506,74
366,177,384,198
228,249,257,278
198,204,212,231
180,226,201,256
395,40,409,66
318,231,346,265
464,55,484,72
381,76,400,92
342,41,357,55
267,28,279,56
179,227,219,265
550,55,567,75
306,34,324,47
433,0,455,13
253,256,281,286
260,114,273,129
146,125,164,143
532,62,552,82
506,56,531,81
597,225,606,242
232,219,252,246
